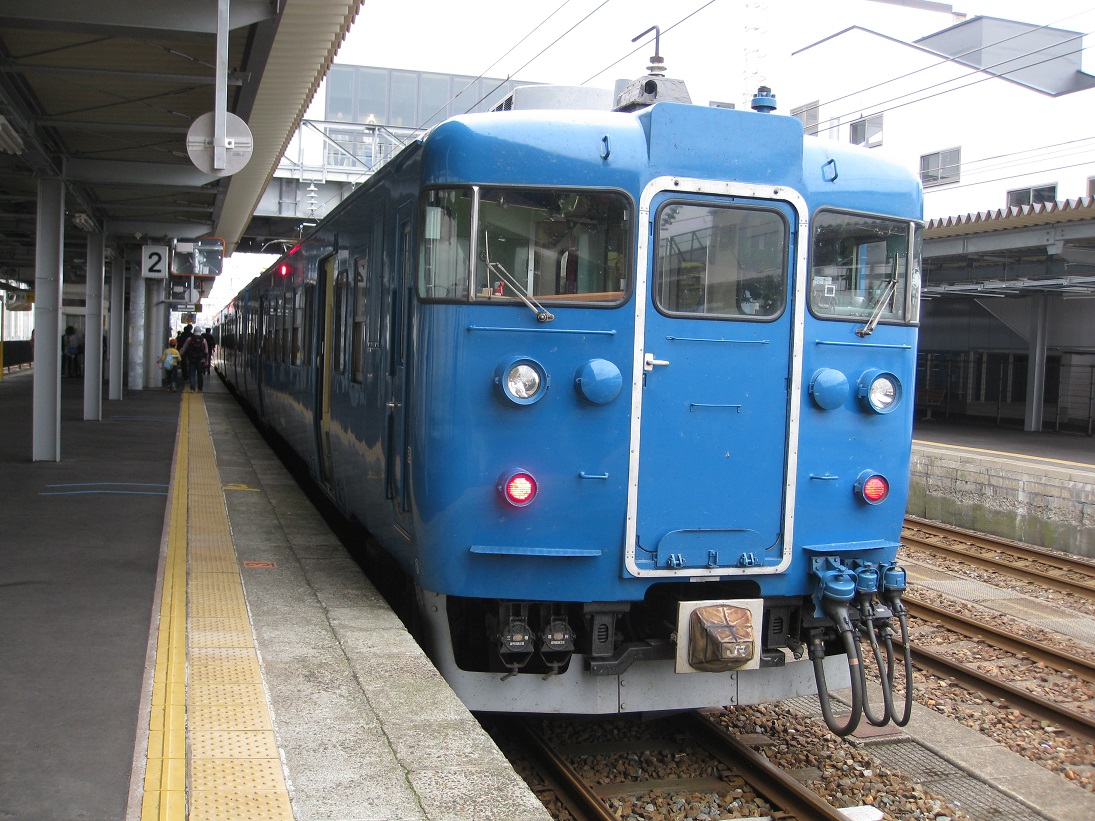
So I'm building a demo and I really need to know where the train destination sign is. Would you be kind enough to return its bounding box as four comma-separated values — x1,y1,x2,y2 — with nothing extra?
172,237,224,277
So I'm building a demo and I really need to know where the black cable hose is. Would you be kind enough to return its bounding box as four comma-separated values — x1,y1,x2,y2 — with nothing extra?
889,610,915,727
859,618,893,727
811,629,864,737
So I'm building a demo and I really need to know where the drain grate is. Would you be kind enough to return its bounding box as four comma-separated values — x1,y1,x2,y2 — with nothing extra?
867,740,1045,821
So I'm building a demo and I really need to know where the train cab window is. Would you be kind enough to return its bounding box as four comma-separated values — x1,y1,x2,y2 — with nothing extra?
418,186,630,305
809,211,919,325
654,203,786,319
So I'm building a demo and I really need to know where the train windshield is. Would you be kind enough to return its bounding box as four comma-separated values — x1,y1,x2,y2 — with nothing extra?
653,203,787,319
417,187,630,305
809,211,920,325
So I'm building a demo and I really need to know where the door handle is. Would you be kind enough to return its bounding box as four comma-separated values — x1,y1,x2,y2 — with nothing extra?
644,352,669,371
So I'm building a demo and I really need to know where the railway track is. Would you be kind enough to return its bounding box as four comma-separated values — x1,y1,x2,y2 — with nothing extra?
902,515,1095,598
896,633,1095,744
492,712,854,821
902,593,1095,683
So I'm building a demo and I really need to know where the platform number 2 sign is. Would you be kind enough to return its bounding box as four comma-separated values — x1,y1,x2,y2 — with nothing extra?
142,245,169,280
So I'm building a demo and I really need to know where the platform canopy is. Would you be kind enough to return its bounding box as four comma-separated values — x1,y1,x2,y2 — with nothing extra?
0,0,363,289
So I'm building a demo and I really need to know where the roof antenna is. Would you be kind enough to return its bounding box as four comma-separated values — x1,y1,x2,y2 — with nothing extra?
614,25,692,112
633,26,666,77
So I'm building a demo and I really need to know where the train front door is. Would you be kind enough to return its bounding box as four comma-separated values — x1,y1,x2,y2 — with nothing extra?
626,184,805,578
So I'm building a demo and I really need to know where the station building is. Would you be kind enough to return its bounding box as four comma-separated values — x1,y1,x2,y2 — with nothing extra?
787,14,1095,434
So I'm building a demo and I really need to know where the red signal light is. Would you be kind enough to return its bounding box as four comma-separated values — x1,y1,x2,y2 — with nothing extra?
857,473,889,504
278,263,290,276
500,471,537,507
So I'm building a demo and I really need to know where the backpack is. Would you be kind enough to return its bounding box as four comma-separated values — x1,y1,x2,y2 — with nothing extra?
186,340,206,364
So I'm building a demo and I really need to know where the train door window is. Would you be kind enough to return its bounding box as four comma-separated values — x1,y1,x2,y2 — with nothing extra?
273,294,284,362
418,188,472,300
397,220,412,365
292,288,304,366
262,299,275,358
280,294,291,363
333,267,349,373
369,217,384,347
810,210,918,324
302,283,315,366
352,251,369,383
654,203,786,319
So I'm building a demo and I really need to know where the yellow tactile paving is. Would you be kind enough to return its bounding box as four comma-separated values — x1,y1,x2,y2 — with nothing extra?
140,393,293,821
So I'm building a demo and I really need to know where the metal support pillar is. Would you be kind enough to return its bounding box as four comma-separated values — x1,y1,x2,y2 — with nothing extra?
84,233,105,420
109,256,125,399
33,178,64,461
127,256,146,389
145,279,165,388
1024,292,1049,432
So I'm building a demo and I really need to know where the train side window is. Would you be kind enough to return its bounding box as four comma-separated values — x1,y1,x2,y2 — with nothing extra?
418,188,472,300
654,203,786,319
417,186,630,305
476,188,630,304
333,267,349,374
809,210,917,324
351,252,368,383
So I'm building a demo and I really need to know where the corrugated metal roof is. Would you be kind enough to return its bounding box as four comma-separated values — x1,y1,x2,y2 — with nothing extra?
925,196,1095,239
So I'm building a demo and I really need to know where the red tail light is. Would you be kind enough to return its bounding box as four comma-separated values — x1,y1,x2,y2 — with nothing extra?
855,471,889,505
500,470,537,507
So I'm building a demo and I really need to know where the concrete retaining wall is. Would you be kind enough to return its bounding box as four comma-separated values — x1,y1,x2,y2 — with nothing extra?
907,444,1095,559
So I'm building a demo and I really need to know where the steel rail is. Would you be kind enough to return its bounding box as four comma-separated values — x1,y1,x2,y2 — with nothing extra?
508,719,618,821
898,640,1095,744
902,521,1095,599
684,711,850,821
903,594,1095,683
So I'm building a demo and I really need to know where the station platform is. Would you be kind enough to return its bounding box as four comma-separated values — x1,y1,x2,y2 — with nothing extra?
910,418,1095,558
0,370,549,821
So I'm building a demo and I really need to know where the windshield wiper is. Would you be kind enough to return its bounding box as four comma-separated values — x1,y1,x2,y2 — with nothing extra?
856,260,899,338
483,231,554,323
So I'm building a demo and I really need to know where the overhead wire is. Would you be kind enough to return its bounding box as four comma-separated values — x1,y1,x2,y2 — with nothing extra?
412,0,581,132
820,32,1090,130
810,7,1095,114
581,0,721,86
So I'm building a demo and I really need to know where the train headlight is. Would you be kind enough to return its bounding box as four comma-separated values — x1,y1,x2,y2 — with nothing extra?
495,358,547,405
499,470,538,507
857,370,901,414
854,470,890,504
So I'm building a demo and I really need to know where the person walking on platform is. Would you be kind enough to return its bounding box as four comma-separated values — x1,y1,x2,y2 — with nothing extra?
157,338,181,391
201,327,216,374
179,330,208,392
176,323,194,382
62,325,81,377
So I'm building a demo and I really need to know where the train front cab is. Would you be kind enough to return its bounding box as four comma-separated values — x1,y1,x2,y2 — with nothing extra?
415,152,921,723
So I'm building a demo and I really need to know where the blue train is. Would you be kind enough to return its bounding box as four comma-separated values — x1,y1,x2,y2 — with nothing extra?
215,65,922,732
